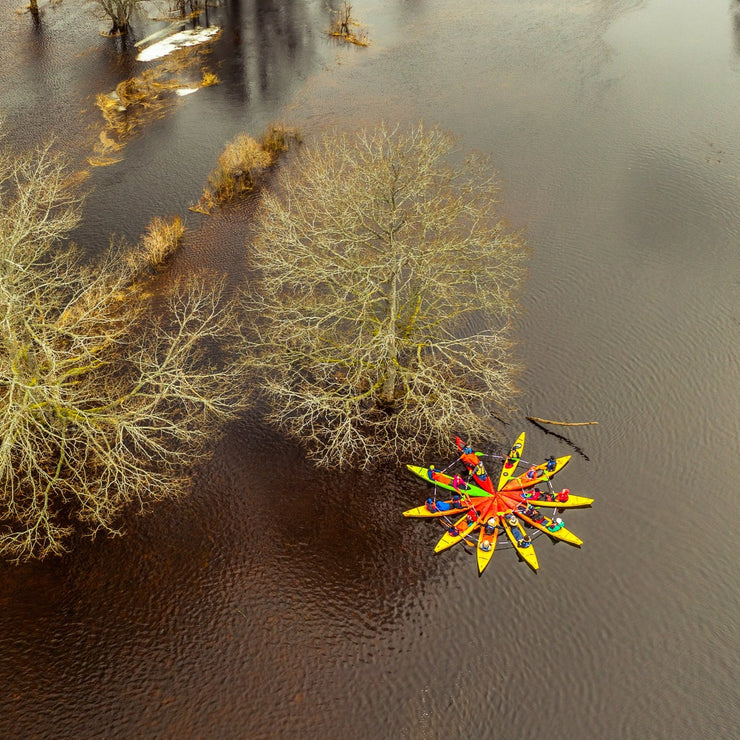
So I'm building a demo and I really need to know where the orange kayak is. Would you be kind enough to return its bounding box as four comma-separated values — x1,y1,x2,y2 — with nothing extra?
501,455,571,491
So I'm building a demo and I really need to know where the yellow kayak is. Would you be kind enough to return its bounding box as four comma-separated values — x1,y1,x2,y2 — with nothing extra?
501,455,571,492
501,514,539,571
476,514,499,575
516,510,583,547
497,432,525,490
434,512,481,553
520,490,594,508
402,497,488,518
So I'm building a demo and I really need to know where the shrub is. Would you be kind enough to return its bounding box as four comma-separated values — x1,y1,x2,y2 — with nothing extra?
260,123,302,157
193,125,301,212
131,215,185,272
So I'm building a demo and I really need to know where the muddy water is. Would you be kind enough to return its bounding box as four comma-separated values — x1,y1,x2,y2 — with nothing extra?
1,0,739,737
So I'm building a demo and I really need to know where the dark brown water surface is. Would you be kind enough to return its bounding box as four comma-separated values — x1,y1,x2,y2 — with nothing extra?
1,0,738,738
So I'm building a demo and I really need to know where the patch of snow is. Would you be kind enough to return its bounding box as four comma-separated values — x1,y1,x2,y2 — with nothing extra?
136,26,221,62
135,25,186,49
176,88,199,97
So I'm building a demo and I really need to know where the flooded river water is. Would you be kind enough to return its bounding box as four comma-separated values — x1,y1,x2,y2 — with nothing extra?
0,0,738,737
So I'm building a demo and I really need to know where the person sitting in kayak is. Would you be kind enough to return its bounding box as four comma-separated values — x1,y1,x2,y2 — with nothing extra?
452,474,468,492
460,446,483,473
519,503,546,524
525,465,539,479
505,514,530,547
547,517,564,532
511,527,531,548
472,462,488,481
451,493,464,509
466,511,478,525
426,498,452,512
545,455,557,472
530,487,554,502
555,488,570,503
427,465,439,481
480,522,497,551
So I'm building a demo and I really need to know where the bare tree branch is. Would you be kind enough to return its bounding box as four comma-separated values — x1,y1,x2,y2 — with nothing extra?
242,123,527,468
0,138,247,562
527,416,598,426
92,0,144,36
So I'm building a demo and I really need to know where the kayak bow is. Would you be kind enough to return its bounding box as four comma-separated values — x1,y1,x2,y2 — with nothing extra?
497,432,525,490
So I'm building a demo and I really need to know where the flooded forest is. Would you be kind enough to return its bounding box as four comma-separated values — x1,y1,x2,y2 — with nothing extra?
1,0,738,737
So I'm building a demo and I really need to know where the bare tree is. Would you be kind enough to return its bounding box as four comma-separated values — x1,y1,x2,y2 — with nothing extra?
328,2,369,46
172,0,203,20
0,137,246,562
242,124,527,469
339,2,351,35
93,0,143,36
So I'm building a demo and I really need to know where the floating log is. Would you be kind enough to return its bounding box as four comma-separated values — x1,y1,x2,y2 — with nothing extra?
526,416,598,427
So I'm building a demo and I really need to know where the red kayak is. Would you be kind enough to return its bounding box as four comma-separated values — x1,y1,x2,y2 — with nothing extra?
455,436,495,494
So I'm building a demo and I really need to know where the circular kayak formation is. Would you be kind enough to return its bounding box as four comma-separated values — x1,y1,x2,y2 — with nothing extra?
403,433,594,574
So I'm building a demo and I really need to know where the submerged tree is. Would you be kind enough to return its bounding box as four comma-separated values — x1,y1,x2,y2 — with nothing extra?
243,124,527,468
0,138,246,562
93,0,143,36
328,2,369,46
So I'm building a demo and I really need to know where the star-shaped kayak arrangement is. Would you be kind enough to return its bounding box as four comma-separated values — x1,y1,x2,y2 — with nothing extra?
403,433,594,574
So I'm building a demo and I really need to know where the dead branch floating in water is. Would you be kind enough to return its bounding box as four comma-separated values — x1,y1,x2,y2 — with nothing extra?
526,419,590,460
527,416,598,427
